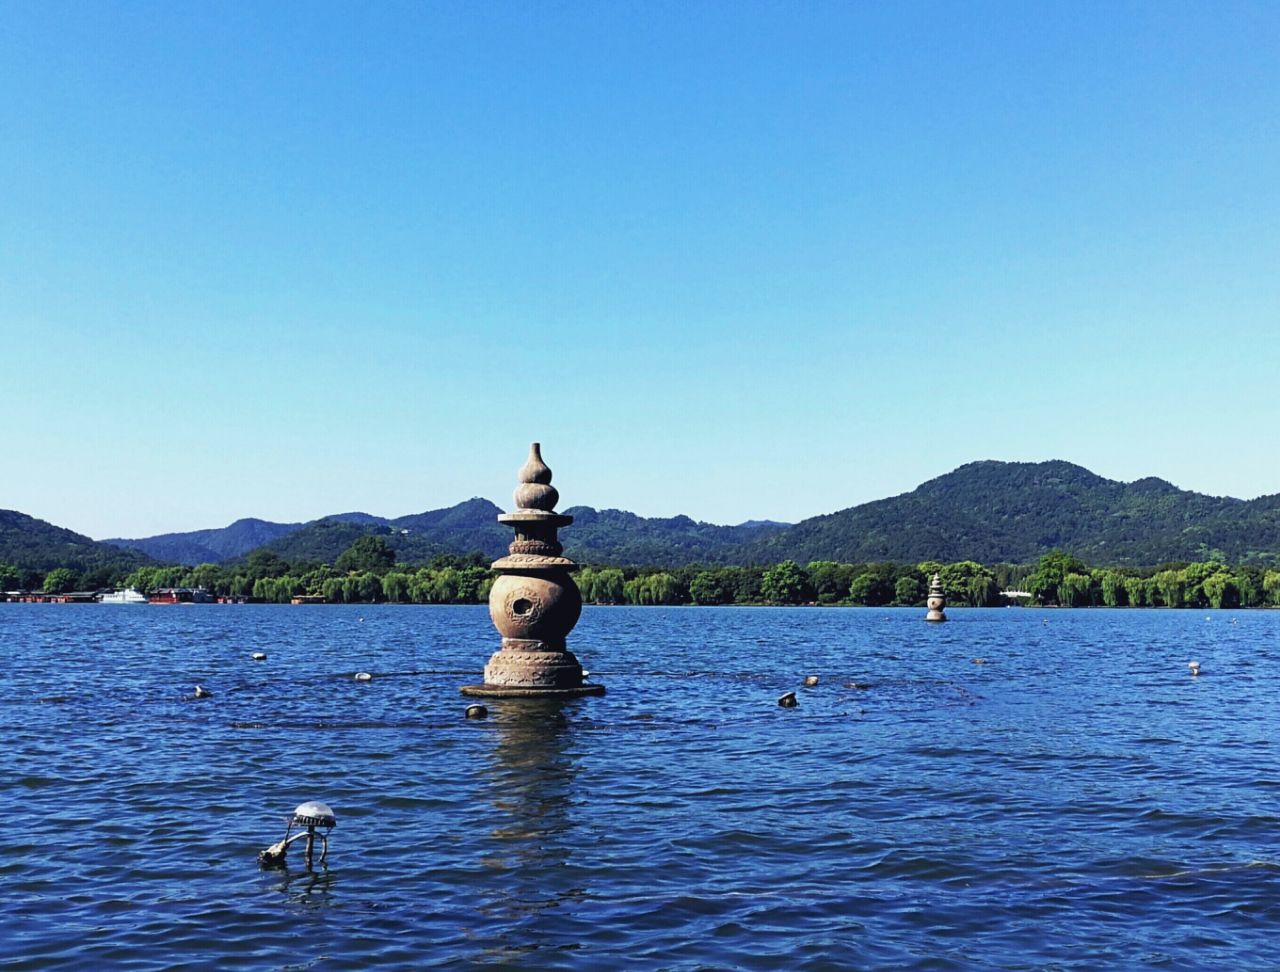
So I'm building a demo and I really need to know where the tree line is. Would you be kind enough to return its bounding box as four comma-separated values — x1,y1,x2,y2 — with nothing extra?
5,536,1280,609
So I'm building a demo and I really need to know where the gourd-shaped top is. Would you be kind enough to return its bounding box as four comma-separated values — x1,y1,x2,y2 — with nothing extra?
513,442,560,512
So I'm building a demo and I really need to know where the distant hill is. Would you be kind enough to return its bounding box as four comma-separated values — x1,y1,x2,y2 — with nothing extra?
241,501,789,567
104,517,301,564
104,512,386,564
561,508,787,566
86,459,1280,570
247,501,508,565
0,510,154,578
739,460,1280,566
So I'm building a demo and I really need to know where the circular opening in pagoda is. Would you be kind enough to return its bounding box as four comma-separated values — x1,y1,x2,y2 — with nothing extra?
512,598,533,616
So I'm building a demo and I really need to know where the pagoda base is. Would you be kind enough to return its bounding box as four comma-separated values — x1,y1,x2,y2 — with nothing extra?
460,644,603,698
460,682,605,698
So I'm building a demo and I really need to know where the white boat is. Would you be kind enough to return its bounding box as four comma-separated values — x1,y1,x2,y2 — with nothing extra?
100,588,149,605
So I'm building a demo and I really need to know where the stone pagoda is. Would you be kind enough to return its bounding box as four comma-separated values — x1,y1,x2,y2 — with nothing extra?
461,443,604,698
925,573,948,622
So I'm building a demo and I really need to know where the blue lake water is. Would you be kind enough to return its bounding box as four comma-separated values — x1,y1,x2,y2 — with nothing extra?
3,604,1279,969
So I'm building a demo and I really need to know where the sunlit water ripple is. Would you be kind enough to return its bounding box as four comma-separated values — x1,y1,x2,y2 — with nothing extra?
3,604,1279,969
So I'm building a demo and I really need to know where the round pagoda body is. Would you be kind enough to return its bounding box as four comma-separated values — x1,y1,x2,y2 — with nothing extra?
461,444,604,698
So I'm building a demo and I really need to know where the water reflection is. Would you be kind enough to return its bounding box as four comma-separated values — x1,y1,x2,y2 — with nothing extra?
475,700,588,959
266,864,336,909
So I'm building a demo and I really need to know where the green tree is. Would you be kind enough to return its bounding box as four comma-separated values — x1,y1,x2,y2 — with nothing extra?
382,571,411,603
894,575,923,605
244,550,289,581
849,571,894,606
760,560,813,604
1100,570,1128,607
1236,570,1262,608
1058,572,1094,607
623,572,682,605
807,561,856,605
0,563,23,591
1202,572,1238,610
1155,569,1185,608
1028,551,1087,606
586,568,626,604
1126,576,1152,607
939,561,1002,607
356,571,384,602
1264,570,1280,607
689,570,729,605
335,535,396,575
1182,562,1226,609
43,568,79,594
185,563,224,594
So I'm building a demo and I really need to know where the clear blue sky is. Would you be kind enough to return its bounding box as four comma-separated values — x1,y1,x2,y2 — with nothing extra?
2,1,1277,539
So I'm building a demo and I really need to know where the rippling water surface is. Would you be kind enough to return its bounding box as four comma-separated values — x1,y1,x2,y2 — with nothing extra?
3,604,1280,969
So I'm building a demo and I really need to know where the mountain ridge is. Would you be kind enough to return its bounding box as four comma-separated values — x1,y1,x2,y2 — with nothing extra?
84,459,1280,568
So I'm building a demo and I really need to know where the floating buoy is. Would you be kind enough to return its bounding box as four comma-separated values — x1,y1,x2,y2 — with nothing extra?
845,681,872,690
354,672,373,682
1188,661,1201,677
252,652,266,661
803,675,819,687
465,704,488,719
778,691,798,708
972,658,988,665
194,685,212,698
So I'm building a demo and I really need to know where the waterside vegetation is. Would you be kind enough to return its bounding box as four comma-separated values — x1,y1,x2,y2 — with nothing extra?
5,535,1279,611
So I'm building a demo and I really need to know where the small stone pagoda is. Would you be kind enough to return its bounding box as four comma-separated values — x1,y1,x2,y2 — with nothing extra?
925,573,947,622
461,443,604,698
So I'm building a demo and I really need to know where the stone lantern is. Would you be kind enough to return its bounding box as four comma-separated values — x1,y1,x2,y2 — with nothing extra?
462,444,604,698
925,573,947,622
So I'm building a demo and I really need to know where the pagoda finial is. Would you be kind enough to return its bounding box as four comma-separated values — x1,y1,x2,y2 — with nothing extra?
514,442,559,511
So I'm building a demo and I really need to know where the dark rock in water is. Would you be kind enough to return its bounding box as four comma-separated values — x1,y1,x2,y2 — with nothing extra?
193,685,212,699
778,691,798,708
845,681,872,690
465,704,488,719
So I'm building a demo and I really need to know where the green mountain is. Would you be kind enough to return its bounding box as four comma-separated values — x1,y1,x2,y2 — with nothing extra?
739,460,1280,567
104,517,302,564
238,500,784,567
0,510,154,581
561,508,786,566
239,500,509,565
82,459,1280,571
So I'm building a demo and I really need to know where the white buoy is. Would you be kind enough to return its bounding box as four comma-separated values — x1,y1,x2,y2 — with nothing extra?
803,675,819,686
1188,661,1201,677
252,652,266,661
354,672,373,682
